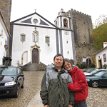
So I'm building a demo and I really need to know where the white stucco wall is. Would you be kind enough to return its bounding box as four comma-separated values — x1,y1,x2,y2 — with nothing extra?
0,17,8,65
0,40,6,64
12,25,57,66
96,48,107,68
38,28,57,65
12,25,31,66
62,30,74,59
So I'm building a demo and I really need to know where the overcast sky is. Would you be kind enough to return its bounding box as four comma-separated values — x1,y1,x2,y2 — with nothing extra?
11,0,107,26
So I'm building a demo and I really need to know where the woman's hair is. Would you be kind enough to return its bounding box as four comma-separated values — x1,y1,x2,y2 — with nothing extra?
64,58,74,65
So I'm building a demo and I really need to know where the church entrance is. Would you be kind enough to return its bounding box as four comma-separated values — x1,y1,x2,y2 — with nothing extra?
32,48,39,63
98,59,102,68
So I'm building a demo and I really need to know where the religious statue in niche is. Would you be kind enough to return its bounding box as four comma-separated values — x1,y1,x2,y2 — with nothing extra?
63,18,68,28
32,27,39,43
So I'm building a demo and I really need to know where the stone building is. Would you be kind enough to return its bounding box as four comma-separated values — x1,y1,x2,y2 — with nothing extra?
10,10,74,70
66,9,95,65
11,9,96,69
0,0,11,65
0,0,96,66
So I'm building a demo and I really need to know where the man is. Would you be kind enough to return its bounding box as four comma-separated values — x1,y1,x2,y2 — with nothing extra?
40,54,74,107
64,59,88,107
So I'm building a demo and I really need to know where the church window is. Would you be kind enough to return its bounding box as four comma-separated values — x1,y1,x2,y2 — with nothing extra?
33,18,38,24
45,36,50,46
103,54,106,62
20,33,26,43
63,18,68,28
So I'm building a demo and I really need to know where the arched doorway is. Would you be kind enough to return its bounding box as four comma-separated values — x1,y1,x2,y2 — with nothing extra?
86,58,91,67
32,48,39,63
98,59,102,68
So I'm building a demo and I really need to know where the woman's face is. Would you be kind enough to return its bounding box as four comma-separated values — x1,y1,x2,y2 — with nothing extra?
64,61,72,71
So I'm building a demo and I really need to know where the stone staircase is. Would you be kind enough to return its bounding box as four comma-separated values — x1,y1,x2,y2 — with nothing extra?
21,62,46,71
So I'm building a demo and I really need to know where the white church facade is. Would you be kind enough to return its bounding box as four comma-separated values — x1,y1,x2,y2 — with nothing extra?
0,12,10,65
11,10,75,67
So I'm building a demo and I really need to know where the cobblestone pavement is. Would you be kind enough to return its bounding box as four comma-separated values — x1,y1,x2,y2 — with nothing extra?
87,87,107,107
0,71,107,107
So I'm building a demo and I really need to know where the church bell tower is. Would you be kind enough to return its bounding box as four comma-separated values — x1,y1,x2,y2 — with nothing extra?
54,9,75,61
54,9,73,30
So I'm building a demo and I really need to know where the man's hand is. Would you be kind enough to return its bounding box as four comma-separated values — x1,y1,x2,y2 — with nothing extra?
68,104,73,107
44,105,49,107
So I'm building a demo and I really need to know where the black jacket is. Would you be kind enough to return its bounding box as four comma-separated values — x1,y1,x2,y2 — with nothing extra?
40,66,74,107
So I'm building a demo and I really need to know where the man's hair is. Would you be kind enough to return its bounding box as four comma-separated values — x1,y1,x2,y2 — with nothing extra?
53,54,64,60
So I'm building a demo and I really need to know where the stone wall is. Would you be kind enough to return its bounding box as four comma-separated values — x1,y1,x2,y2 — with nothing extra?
68,9,93,45
0,0,11,32
67,9,96,64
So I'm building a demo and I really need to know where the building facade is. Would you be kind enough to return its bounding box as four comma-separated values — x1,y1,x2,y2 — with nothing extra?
66,9,94,64
0,0,11,65
11,10,74,67
0,12,10,65
96,47,107,68
96,43,107,68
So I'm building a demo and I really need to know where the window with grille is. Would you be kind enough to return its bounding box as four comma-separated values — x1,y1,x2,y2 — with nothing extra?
63,18,68,28
103,54,106,62
45,36,50,46
20,33,26,43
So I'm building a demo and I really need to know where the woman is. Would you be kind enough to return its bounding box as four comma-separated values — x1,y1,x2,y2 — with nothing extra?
64,59,88,107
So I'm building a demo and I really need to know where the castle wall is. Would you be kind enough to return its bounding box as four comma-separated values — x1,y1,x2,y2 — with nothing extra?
69,9,93,45
67,9,95,64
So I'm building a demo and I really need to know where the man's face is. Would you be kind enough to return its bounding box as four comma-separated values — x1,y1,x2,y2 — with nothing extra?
54,56,63,68
64,61,72,71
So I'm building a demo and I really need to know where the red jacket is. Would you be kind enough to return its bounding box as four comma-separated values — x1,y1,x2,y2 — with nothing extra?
68,66,88,103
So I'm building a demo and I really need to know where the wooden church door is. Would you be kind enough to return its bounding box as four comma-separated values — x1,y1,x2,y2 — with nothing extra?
32,48,39,63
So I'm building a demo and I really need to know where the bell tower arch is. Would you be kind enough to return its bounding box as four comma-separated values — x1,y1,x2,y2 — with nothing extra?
54,9,73,30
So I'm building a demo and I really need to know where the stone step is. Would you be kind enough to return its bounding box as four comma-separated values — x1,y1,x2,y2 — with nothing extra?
22,63,46,71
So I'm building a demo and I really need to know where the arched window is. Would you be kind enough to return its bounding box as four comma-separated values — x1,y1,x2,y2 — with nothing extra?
86,58,91,67
63,18,68,28
45,36,50,46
